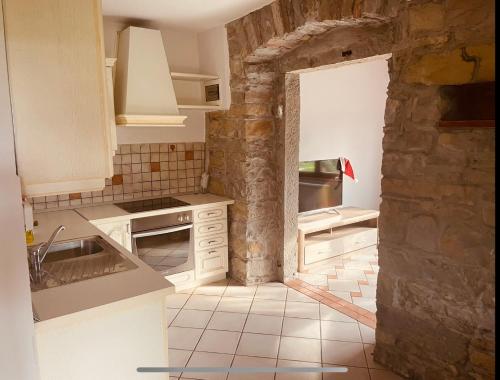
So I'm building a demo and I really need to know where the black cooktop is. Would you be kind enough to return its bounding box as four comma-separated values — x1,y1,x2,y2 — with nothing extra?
115,197,190,213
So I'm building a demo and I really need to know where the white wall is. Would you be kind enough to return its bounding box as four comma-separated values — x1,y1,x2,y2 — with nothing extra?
197,26,231,109
0,3,39,379
103,17,205,144
299,57,389,210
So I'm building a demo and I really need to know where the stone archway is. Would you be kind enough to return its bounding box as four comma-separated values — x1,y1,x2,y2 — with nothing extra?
206,0,494,378
207,0,397,285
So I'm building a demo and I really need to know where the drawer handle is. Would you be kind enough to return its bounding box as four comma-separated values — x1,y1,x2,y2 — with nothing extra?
207,212,218,216
208,240,217,244
207,226,216,230
208,250,217,254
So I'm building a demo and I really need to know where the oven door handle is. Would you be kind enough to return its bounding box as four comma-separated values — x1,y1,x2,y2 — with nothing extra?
132,223,193,238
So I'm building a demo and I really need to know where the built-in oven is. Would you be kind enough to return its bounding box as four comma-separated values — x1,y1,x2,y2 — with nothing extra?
131,210,194,276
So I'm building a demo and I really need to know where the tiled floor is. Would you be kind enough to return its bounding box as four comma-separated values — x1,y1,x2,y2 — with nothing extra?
166,279,402,380
297,246,379,314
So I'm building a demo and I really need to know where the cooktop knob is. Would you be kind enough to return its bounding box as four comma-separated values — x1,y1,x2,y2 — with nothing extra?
184,214,190,221
177,215,184,222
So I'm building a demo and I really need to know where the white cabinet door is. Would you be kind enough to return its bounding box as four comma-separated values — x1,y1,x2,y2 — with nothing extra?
93,220,132,253
3,0,113,197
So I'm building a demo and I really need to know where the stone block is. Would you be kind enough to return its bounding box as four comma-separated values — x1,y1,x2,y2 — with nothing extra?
405,215,439,253
244,119,274,140
408,2,444,33
403,44,495,85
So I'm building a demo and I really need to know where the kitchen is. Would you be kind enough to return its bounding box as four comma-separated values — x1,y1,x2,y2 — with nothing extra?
0,1,258,379
2,1,495,380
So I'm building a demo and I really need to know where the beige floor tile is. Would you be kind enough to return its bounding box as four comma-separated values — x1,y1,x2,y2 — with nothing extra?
216,296,253,314
352,297,377,313
322,340,367,367
276,359,321,380
282,317,320,339
168,349,192,377
207,311,247,332
184,351,233,380
171,309,213,329
359,285,377,298
298,273,328,286
278,336,322,363
323,366,370,379
359,324,376,344
166,293,191,308
167,308,181,326
287,288,319,303
364,344,384,369
193,281,228,296
328,290,352,303
321,320,362,343
236,333,280,358
243,314,283,335
169,327,204,350
369,368,405,380
285,301,320,319
228,355,276,380
254,285,288,300
328,279,360,293
223,285,257,298
196,330,241,354
183,295,221,311
260,281,287,287
249,299,286,317
320,304,357,323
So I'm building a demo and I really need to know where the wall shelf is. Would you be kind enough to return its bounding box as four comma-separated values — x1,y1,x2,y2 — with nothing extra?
171,71,221,110
171,72,219,81
439,120,495,128
439,82,495,129
177,104,220,110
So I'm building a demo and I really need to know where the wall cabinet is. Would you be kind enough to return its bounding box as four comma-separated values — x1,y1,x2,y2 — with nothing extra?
3,0,114,197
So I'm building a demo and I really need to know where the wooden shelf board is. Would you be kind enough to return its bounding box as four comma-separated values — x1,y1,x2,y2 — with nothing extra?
177,104,221,110
439,120,495,128
304,226,376,246
171,72,219,81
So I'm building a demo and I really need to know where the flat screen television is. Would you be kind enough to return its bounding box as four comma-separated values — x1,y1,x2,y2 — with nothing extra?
298,159,342,214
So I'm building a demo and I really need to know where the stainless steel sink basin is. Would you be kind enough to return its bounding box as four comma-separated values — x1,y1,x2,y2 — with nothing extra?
28,236,138,292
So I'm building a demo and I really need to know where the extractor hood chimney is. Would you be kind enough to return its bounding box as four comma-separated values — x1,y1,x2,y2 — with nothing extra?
113,26,187,127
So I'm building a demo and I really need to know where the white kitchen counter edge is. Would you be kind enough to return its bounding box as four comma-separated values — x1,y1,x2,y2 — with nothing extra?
75,193,235,224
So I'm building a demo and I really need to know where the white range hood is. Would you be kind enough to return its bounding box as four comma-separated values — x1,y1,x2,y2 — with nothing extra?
114,26,187,127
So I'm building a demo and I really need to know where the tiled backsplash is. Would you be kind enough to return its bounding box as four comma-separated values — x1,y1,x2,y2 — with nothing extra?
29,142,205,210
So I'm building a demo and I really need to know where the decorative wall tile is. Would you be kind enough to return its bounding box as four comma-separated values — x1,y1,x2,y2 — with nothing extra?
29,142,205,210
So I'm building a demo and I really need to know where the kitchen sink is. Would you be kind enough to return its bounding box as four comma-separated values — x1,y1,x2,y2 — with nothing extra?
29,236,138,292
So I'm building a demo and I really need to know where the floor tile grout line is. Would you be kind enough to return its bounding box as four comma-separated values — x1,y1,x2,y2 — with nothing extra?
272,286,288,380
179,280,228,379
227,282,260,380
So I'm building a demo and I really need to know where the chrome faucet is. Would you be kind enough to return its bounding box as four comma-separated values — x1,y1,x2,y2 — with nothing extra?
29,225,65,282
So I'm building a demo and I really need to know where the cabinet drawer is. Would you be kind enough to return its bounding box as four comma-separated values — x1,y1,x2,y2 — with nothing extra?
194,206,226,222
195,219,227,237
304,228,377,265
195,234,228,250
195,246,228,279
166,270,195,289
304,239,344,265
343,228,378,252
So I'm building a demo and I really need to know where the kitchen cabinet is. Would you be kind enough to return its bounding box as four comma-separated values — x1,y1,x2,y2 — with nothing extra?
192,205,229,281
92,220,132,253
3,0,113,197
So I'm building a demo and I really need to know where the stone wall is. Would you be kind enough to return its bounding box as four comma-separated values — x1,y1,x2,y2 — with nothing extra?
374,0,495,379
206,0,494,377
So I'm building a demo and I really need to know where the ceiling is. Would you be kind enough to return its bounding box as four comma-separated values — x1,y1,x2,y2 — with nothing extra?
101,0,274,32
